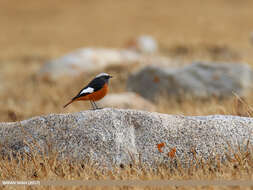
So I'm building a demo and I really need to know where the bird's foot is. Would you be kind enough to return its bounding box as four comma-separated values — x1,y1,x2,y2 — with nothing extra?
93,107,103,110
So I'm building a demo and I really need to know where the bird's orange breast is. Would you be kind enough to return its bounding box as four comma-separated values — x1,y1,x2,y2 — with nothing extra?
75,83,108,102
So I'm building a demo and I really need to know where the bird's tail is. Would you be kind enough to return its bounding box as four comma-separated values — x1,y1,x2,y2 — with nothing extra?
63,100,74,108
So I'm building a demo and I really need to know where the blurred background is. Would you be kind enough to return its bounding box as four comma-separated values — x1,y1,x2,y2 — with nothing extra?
0,0,253,122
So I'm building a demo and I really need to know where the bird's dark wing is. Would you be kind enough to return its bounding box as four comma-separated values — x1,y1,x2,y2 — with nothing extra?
72,78,105,100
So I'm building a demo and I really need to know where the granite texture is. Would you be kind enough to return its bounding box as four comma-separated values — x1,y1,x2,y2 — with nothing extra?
0,108,253,168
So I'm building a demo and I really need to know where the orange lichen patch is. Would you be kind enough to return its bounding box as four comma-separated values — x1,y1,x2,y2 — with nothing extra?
157,142,165,153
168,147,176,158
153,76,160,83
212,73,220,80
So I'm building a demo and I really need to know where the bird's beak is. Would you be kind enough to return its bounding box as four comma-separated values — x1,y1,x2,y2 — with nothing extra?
109,75,113,78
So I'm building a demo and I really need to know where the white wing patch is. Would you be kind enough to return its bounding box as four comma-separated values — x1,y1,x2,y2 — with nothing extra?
80,87,94,95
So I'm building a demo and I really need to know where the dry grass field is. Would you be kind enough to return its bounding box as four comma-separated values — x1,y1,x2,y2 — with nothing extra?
1,0,253,189
1,143,253,190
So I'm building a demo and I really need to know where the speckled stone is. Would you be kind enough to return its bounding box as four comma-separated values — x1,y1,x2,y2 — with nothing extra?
0,108,253,168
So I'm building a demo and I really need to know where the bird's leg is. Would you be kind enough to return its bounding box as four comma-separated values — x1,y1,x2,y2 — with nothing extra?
93,101,98,110
93,100,102,110
90,100,96,110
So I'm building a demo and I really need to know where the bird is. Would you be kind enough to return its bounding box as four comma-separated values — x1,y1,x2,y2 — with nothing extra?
63,73,113,109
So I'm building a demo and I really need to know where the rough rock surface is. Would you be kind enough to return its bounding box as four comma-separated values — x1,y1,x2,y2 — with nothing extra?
98,92,156,111
127,61,253,101
0,108,253,168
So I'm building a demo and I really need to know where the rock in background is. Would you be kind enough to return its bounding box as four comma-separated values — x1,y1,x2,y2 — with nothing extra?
38,48,140,80
127,61,253,101
126,35,158,54
0,108,253,168
98,92,156,111
37,36,175,80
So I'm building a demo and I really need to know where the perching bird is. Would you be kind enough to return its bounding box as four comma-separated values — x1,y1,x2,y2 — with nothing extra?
63,73,113,109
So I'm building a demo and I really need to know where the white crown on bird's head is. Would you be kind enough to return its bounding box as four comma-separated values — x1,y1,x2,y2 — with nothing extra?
95,73,112,78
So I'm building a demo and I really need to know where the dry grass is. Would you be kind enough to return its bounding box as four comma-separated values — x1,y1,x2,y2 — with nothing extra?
1,0,253,189
1,141,253,190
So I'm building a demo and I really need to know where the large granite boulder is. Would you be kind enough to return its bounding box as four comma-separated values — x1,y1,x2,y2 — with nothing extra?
0,108,252,168
127,61,253,101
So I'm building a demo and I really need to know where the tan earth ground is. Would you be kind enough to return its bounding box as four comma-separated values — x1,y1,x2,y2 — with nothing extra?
1,0,253,189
